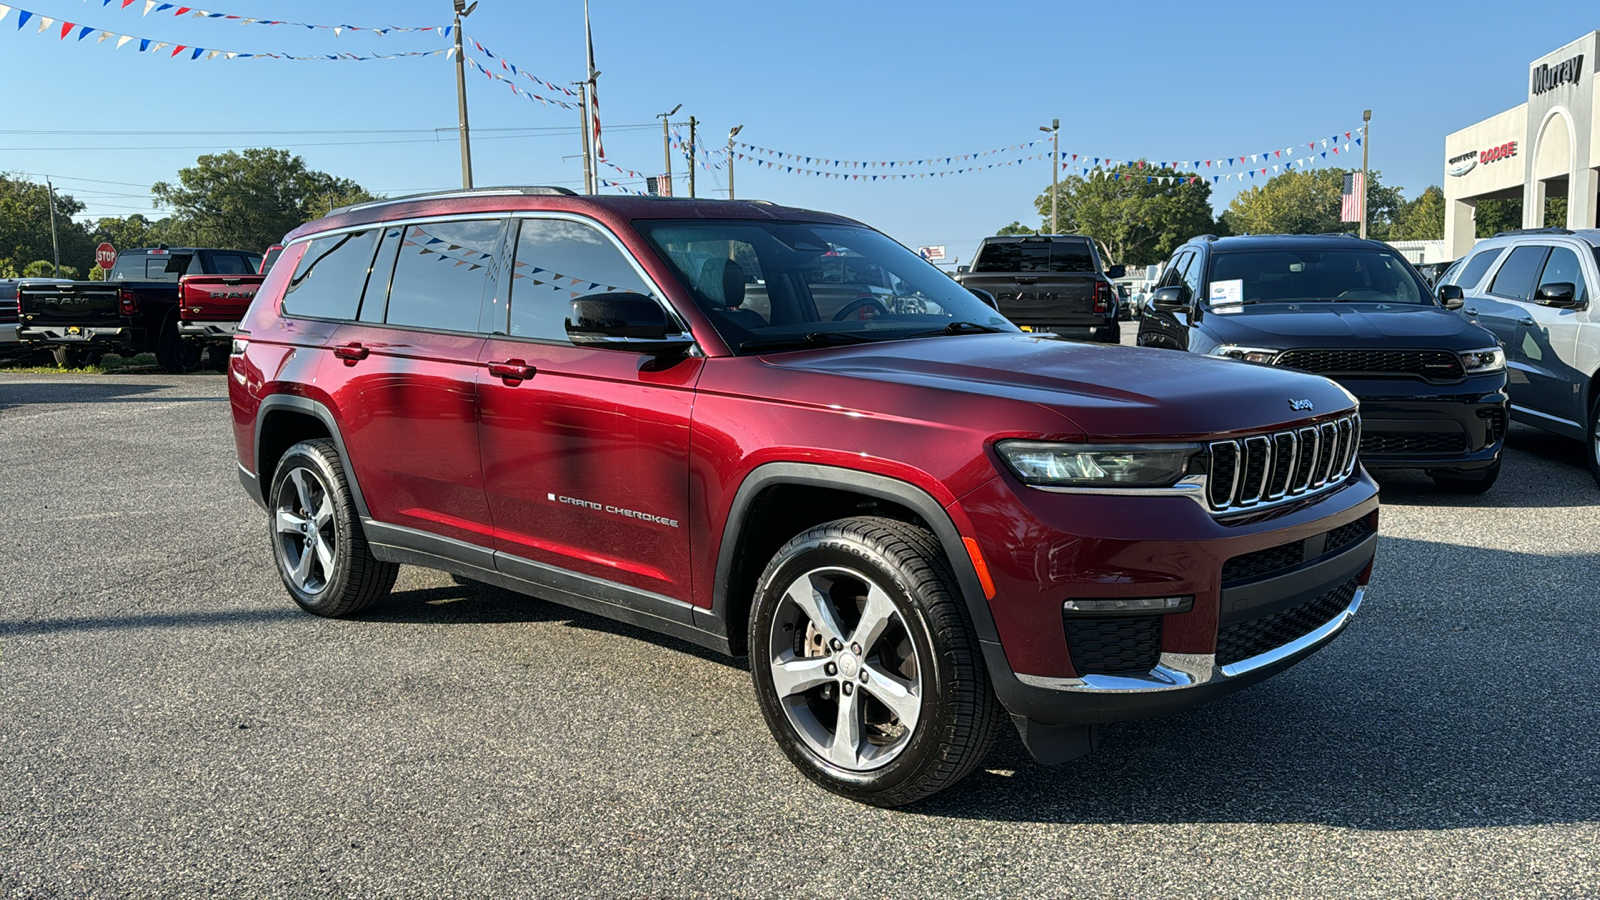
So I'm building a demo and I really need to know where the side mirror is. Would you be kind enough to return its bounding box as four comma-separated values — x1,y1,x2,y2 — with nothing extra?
969,288,998,310
956,265,970,275
1150,285,1189,312
1105,264,1126,279
1535,282,1578,308
1438,283,1465,310
566,292,694,355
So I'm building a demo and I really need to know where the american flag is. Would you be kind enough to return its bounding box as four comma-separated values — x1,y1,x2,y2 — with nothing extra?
1341,171,1364,223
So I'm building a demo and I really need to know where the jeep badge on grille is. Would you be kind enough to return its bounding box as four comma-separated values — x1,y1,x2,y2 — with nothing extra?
1289,399,1314,411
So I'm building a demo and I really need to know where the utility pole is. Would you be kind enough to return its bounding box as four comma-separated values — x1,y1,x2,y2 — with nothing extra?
727,124,743,199
576,82,594,193
1359,109,1372,240
451,0,477,190
1040,118,1060,234
658,104,681,196
687,116,697,199
46,178,60,276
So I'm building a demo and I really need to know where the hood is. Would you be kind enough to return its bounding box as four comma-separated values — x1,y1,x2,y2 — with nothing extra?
764,334,1357,441
1202,303,1493,349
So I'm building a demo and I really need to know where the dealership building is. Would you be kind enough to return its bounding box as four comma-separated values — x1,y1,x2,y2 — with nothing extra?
1444,32,1599,258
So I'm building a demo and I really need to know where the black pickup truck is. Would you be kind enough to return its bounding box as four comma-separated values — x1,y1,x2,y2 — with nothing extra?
18,246,262,371
955,235,1125,342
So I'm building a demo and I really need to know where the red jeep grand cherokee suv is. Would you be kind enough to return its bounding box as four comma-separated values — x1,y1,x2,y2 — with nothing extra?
229,188,1378,806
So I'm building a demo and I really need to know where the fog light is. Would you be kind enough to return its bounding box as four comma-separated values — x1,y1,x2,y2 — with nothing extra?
1062,596,1194,616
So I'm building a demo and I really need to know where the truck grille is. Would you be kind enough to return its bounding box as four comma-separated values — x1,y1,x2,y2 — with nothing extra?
1215,577,1359,666
1359,431,1466,455
1206,414,1360,512
1065,616,1162,676
1276,349,1464,381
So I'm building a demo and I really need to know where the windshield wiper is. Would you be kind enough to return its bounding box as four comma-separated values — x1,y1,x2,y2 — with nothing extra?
924,321,1008,336
737,331,881,353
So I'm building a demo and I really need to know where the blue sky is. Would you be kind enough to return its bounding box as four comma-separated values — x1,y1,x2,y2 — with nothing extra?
2,0,1593,265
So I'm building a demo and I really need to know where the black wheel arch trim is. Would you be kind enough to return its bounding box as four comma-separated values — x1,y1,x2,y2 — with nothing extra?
709,462,1002,649
251,394,372,519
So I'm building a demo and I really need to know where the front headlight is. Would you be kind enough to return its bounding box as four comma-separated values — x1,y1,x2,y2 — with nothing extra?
997,441,1203,488
1459,347,1505,374
1210,344,1280,364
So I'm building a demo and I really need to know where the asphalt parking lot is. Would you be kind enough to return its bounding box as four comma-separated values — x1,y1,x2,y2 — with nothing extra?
2,366,1598,899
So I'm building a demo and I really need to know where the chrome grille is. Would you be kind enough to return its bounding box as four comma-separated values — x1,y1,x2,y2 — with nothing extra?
1207,414,1360,513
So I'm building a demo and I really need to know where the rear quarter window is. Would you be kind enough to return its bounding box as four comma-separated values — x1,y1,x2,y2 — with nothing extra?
282,230,381,320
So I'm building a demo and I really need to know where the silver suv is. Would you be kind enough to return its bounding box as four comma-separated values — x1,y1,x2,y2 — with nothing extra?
1439,227,1600,487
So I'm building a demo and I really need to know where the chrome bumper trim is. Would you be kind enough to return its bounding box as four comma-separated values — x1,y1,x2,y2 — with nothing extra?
1015,586,1364,693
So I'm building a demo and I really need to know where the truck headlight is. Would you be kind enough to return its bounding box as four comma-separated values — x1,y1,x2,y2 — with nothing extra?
997,441,1203,488
1459,347,1505,374
1210,345,1280,364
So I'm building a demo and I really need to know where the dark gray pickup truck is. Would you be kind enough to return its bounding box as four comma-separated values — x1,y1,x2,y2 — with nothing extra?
955,235,1124,342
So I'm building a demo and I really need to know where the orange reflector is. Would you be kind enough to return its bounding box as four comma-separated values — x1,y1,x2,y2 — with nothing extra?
962,537,996,600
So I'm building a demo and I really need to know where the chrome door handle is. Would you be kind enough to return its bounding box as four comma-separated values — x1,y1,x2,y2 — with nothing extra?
1463,308,1478,316
487,358,536,383
1517,317,1535,326
333,342,369,362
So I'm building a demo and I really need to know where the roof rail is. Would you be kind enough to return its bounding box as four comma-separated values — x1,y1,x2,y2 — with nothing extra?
1493,227,1574,237
1196,234,1219,242
331,185,578,216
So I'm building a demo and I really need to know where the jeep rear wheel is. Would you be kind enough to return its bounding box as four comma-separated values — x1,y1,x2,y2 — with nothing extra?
749,517,1003,807
268,438,397,617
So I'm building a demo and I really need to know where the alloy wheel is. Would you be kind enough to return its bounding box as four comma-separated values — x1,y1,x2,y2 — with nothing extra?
275,466,337,594
767,566,922,771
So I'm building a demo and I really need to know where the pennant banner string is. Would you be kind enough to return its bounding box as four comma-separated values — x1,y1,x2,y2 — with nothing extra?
86,0,449,36
0,3,452,58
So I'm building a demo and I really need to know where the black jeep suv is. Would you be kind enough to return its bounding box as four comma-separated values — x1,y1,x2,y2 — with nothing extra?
1138,234,1509,492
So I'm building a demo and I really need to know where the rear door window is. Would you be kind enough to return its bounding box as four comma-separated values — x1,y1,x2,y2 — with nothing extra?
282,229,381,320
384,219,502,333
1536,246,1588,306
1488,246,1549,301
506,218,655,342
1449,248,1504,291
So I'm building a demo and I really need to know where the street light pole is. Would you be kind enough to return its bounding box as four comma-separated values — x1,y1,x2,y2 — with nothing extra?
727,125,743,199
1040,118,1059,234
1360,109,1372,240
575,82,593,194
687,116,698,199
658,104,680,197
46,178,60,276
451,0,477,190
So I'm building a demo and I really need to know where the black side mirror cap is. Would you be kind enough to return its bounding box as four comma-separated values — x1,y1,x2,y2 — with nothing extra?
1150,285,1189,312
1535,282,1579,307
956,265,969,275
566,292,694,354
969,288,998,310
1105,264,1126,279
1438,283,1465,310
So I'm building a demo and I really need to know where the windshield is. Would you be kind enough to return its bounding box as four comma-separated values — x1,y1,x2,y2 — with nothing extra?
972,238,1095,273
635,219,1018,354
1207,248,1434,305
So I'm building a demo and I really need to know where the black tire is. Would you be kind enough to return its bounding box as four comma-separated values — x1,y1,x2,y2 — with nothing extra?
1588,393,1600,491
748,516,1004,807
1096,324,1120,343
1430,460,1502,494
50,346,93,369
155,316,203,374
267,438,398,617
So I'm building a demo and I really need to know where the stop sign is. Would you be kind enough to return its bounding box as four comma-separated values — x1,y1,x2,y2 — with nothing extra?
95,242,117,271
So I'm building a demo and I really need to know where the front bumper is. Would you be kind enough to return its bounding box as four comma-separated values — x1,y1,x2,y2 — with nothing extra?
1340,376,1508,471
957,468,1379,729
178,320,242,341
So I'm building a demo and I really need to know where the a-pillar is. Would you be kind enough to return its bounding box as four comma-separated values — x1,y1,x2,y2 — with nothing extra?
1444,197,1477,259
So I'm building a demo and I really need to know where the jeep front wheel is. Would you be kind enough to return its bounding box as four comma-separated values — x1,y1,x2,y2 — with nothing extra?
749,517,1003,807
268,438,398,617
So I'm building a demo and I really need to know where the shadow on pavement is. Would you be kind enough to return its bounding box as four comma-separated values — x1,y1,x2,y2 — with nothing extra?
0,606,305,637
0,380,169,411
914,534,1600,829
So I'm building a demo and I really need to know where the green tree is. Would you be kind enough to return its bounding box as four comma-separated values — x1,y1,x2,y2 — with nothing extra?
995,220,1036,236
23,260,79,278
0,174,95,275
1474,195,1568,237
1033,162,1219,266
1391,185,1446,241
151,148,379,252
1220,168,1404,239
